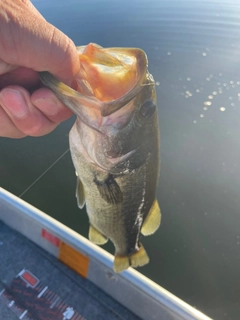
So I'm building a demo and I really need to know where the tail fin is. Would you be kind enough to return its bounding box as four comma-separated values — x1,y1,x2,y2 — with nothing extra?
113,244,149,273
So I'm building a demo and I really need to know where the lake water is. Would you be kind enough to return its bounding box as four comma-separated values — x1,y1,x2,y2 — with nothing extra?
1,0,240,319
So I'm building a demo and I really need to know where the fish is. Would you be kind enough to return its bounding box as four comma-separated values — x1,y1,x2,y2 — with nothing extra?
39,43,161,273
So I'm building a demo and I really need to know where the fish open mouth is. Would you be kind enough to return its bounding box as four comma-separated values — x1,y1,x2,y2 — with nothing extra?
38,44,148,118
74,43,147,103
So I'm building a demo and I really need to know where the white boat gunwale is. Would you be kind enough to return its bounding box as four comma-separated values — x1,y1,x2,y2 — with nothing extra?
0,187,212,320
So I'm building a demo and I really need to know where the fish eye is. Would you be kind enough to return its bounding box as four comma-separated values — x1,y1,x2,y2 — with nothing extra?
140,99,156,118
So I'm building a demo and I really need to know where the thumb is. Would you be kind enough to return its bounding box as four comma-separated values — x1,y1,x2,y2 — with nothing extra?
0,0,80,82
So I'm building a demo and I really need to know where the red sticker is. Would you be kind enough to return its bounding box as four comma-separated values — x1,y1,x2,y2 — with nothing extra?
20,270,39,287
42,229,61,247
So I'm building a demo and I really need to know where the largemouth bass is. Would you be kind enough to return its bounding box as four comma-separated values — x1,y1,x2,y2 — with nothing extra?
39,43,161,273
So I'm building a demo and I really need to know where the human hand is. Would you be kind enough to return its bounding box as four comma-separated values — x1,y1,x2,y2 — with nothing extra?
0,0,80,138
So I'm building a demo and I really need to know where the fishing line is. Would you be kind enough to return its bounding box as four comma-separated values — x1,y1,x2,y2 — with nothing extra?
19,148,70,198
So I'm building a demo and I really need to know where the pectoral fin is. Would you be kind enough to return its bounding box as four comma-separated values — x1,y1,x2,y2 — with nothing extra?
94,174,123,204
141,199,161,236
114,244,149,273
76,177,85,209
89,225,108,245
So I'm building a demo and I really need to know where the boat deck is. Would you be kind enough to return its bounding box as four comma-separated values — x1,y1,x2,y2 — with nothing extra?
0,220,139,320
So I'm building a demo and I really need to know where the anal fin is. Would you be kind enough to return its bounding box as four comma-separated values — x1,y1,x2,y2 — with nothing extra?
113,244,149,273
89,225,108,245
141,199,161,236
94,174,123,204
76,177,85,209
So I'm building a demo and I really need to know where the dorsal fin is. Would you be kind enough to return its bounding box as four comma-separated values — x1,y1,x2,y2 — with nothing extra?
141,199,161,236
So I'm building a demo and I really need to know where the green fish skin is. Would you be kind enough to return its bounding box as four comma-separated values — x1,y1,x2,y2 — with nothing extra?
39,43,161,273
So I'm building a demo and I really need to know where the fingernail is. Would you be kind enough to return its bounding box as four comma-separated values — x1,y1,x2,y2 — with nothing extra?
33,97,60,116
0,88,28,118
